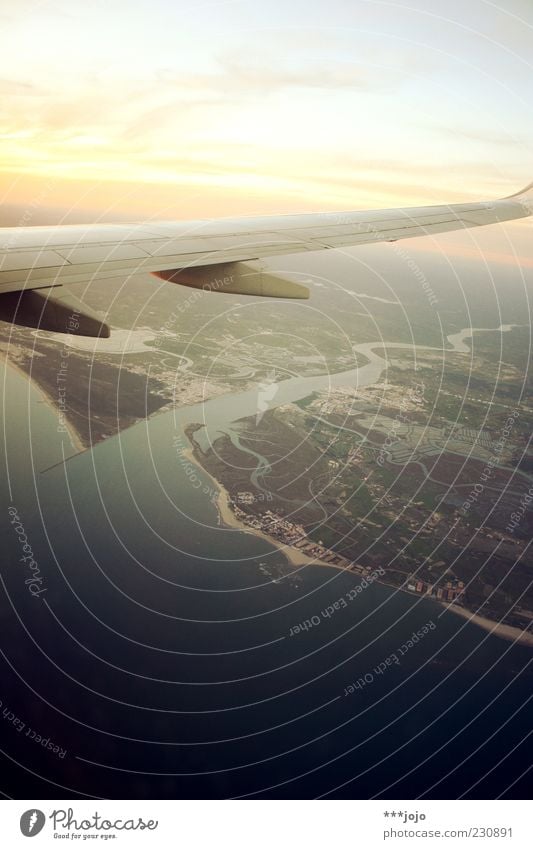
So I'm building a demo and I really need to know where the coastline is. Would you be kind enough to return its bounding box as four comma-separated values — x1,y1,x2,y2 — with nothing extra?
182,431,351,574
227,480,533,646
215,472,350,571
184,428,533,648
217,467,533,647
440,601,533,648
1,354,86,455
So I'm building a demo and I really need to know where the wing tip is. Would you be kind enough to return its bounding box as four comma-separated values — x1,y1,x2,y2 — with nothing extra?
503,181,533,201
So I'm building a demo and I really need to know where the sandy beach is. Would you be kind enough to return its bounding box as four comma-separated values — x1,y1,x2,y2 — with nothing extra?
184,432,533,648
226,478,533,648
215,474,346,571
216,473,533,648
182,432,351,574
441,602,533,648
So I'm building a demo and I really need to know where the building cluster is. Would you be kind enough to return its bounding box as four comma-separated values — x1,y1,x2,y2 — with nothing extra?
231,506,305,543
230,504,369,572
230,505,464,603
406,578,465,603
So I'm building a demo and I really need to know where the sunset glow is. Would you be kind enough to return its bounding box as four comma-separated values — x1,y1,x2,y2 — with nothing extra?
1,0,532,225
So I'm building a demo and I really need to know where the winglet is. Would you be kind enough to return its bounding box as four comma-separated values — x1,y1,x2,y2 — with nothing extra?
502,182,533,216
504,181,533,199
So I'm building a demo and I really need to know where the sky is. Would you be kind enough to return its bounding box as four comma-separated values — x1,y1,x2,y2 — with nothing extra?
0,0,532,231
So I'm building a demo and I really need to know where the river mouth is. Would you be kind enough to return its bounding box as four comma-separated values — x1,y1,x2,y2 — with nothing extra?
172,325,516,454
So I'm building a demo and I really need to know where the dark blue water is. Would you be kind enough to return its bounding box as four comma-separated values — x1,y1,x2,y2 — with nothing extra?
1,363,532,799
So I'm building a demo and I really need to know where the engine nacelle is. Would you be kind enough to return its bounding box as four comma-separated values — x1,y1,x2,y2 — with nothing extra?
153,260,309,299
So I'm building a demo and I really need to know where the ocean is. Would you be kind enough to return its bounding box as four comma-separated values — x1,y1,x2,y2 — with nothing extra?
1,360,532,799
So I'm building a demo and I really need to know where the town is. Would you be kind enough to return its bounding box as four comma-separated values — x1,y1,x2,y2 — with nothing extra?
231,497,466,604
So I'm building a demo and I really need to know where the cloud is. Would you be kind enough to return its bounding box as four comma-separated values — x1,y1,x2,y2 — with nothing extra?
210,57,375,94
432,124,533,147
156,51,408,100
0,78,36,95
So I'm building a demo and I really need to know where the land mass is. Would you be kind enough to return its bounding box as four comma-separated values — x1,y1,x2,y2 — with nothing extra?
183,333,533,647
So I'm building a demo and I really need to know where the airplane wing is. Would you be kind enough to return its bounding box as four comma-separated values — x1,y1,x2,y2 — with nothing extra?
0,182,531,337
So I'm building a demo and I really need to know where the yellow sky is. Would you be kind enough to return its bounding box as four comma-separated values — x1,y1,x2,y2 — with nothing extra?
1,0,532,226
